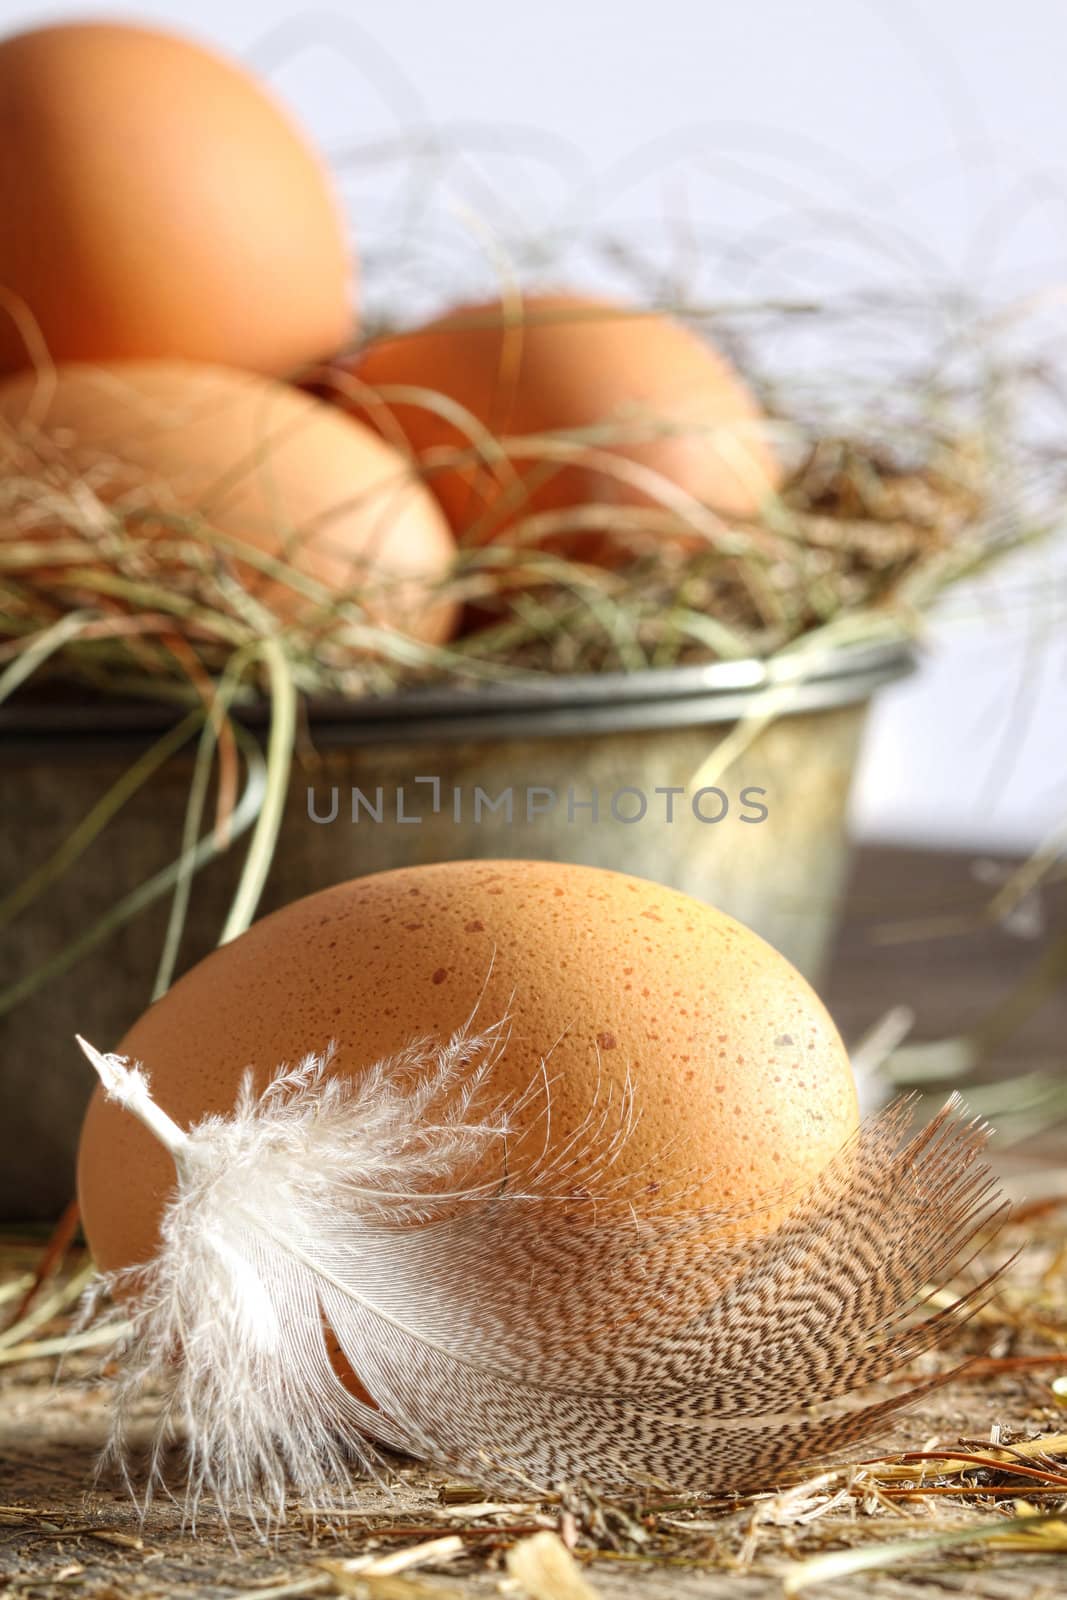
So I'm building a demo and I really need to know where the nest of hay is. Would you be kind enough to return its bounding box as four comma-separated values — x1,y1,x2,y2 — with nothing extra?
0,292,1051,706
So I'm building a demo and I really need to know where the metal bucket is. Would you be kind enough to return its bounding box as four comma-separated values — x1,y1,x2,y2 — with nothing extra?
0,638,912,1218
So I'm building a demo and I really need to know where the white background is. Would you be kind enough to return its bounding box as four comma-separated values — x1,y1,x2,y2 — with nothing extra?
7,0,1067,851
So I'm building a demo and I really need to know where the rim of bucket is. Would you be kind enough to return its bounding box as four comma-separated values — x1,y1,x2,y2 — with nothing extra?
0,636,915,751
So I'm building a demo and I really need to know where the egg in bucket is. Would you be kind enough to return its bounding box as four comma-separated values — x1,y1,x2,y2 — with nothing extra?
0,362,459,642
0,20,353,375
321,292,780,568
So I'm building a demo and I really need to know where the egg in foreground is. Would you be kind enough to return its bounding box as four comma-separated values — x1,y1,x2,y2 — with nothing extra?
324,293,779,561
0,361,459,642
0,20,353,375
78,860,858,1276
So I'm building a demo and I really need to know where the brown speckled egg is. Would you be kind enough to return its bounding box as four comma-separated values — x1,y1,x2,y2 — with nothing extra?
78,860,857,1275
321,292,779,561
0,361,458,642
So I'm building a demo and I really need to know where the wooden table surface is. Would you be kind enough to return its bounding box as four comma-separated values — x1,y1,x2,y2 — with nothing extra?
825,843,1067,1171
827,844,1066,1072
2,845,1065,1599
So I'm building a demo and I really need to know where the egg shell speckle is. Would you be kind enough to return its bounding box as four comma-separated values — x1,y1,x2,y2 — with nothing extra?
78,860,858,1275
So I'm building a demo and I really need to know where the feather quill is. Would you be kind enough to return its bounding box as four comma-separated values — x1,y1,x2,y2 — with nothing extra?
76,1022,1008,1526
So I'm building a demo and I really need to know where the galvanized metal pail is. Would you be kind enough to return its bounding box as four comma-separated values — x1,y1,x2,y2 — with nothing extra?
0,638,912,1218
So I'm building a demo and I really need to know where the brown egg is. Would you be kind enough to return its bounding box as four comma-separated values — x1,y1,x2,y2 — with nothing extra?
323,293,779,561
0,362,458,642
78,860,858,1276
0,21,353,376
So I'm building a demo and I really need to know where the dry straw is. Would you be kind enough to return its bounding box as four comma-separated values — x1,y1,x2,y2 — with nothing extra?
0,292,1055,696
